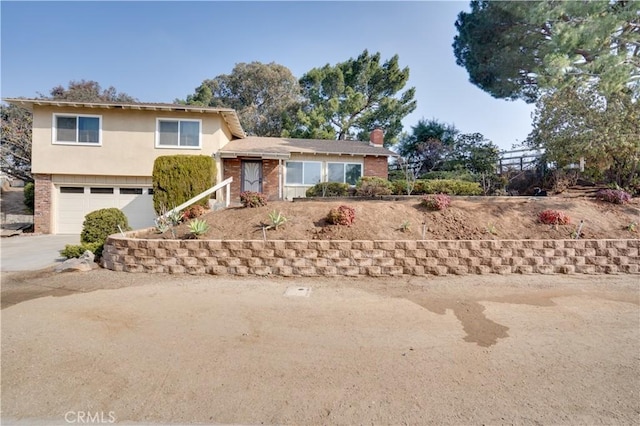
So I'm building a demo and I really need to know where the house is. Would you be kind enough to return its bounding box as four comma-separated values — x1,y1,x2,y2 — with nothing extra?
4,99,397,234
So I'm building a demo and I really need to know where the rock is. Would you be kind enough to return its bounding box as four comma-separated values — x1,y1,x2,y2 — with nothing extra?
79,250,95,263
55,258,93,273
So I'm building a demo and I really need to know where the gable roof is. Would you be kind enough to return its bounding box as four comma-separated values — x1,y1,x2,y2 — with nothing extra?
219,136,398,159
2,98,246,139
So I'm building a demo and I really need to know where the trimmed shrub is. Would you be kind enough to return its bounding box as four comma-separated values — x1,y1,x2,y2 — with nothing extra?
152,155,216,214
182,204,207,220
594,189,631,204
538,209,571,225
421,179,482,196
23,182,34,213
306,182,349,197
60,242,103,259
240,191,267,208
420,170,475,182
421,194,451,211
79,208,131,258
326,205,356,226
355,176,393,196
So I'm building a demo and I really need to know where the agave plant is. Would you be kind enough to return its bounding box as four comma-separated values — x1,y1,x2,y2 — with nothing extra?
266,210,288,230
188,218,210,238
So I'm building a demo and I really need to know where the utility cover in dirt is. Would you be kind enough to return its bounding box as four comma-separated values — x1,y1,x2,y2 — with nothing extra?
284,286,311,297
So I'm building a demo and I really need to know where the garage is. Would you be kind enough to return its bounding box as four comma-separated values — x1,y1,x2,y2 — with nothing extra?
56,186,156,234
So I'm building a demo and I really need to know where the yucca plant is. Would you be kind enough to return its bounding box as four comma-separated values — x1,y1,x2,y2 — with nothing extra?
266,210,287,230
188,218,210,238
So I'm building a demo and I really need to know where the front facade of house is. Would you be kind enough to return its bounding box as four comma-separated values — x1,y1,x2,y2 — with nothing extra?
6,99,395,234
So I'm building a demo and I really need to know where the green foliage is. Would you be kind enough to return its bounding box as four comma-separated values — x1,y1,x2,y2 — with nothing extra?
240,191,267,208
355,176,393,196
527,87,639,188
305,182,350,197
23,182,34,213
288,49,417,146
47,79,137,103
266,210,288,230
81,208,131,245
60,242,103,259
188,218,210,238
326,205,356,226
421,194,451,211
390,179,482,196
453,1,640,102
397,118,459,175
419,179,482,196
420,170,475,181
180,62,301,137
152,155,216,214
1,104,33,182
400,220,411,233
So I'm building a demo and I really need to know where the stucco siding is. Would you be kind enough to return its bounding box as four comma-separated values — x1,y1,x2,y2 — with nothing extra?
32,106,231,177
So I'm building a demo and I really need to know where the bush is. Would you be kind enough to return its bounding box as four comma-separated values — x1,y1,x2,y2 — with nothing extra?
326,205,356,226
594,189,631,204
538,209,571,225
355,176,393,196
420,170,475,182
78,208,131,259
23,182,34,213
421,194,451,211
182,204,207,220
60,242,103,259
306,182,350,197
240,191,267,208
421,179,482,195
152,155,216,214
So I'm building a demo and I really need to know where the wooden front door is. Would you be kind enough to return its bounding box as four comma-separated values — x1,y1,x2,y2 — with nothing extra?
241,160,263,193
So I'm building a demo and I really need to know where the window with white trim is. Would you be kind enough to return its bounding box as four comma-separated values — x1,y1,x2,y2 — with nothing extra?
53,114,101,145
156,118,201,148
285,161,322,185
328,163,362,185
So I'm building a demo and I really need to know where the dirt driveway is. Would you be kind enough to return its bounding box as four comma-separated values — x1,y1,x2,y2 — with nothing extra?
2,269,639,425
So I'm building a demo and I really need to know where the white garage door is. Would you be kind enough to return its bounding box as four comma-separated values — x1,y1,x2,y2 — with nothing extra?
56,186,156,234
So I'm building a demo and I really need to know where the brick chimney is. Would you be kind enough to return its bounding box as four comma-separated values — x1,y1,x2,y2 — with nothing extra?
369,128,384,147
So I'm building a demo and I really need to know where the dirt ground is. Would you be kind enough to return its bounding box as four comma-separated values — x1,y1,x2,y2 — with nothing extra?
144,196,640,241
1,269,639,425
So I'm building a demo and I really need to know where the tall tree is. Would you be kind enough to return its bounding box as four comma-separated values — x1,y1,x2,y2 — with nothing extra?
289,50,417,146
181,62,302,137
45,79,137,102
445,132,500,175
1,80,136,181
397,118,459,176
453,1,640,102
0,104,33,182
527,87,639,188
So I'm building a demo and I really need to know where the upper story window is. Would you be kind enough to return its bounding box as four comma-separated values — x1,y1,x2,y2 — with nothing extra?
156,118,201,148
53,114,101,145
328,162,362,185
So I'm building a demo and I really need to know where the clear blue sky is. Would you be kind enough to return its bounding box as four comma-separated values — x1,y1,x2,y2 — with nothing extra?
1,1,534,150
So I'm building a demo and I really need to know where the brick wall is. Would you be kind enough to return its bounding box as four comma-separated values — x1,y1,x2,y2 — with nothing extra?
223,159,281,201
34,173,52,234
103,236,639,276
364,157,389,179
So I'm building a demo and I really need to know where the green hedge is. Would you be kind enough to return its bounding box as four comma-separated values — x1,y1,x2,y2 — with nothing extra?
62,207,131,259
306,182,350,197
391,179,482,196
152,155,216,214
23,182,34,213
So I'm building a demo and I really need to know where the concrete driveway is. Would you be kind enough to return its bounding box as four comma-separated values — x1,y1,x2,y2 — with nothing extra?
0,234,80,271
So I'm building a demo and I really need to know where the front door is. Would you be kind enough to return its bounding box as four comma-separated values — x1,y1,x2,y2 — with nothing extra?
241,160,263,193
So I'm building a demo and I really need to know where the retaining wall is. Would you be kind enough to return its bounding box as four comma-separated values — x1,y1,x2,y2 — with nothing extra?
103,231,639,276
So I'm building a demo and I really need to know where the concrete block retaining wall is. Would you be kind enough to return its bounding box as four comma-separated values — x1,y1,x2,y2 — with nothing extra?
103,231,639,276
